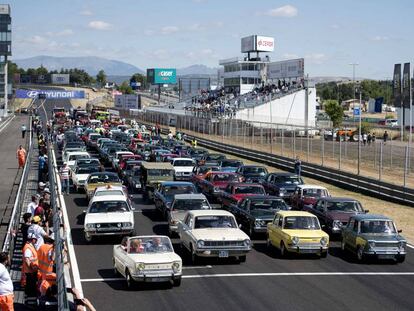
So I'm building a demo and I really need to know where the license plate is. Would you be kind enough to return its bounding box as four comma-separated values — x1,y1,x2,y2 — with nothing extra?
378,254,395,259
146,277,170,282
135,184,141,188
218,251,229,258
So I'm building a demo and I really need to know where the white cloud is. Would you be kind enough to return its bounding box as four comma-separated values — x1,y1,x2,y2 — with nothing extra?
189,23,204,31
46,29,74,37
80,9,93,16
160,26,179,35
266,5,298,17
305,53,326,64
88,21,112,31
371,35,389,41
26,35,47,45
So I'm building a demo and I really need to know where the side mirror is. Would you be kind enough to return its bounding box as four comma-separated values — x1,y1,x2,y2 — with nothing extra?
238,224,242,229
82,210,86,214
398,229,402,233
364,210,369,213
321,224,326,228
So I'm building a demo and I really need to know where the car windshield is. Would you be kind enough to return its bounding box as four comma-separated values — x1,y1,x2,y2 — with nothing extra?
303,188,328,197
213,174,239,182
127,237,173,254
147,169,173,177
326,201,363,212
234,186,265,194
164,185,195,196
133,168,142,177
76,166,99,174
360,220,397,234
283,216,321,230
194,216,237,228
69,154,89,161
243,167,267,174
207,154,225,160
94,190,124,197
77,159,99,165
275,176,301,184
173,160,194,166
221,161,243,167
88,174,120,183
173,199,210,211
250,199,289,210
89,200,129,213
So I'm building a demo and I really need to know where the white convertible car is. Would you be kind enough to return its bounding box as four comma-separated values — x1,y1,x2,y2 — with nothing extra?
178,210,251,263
113,235,182,289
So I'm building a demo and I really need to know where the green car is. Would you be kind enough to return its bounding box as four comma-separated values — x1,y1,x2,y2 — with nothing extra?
341,214,407,263
141,162,174,202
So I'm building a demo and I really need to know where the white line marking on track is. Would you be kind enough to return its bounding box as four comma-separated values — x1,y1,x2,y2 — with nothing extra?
182,265,212,270
407,244,414,249
80,271,414,283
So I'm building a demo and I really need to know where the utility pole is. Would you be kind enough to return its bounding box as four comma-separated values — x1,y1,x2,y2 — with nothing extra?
349,63,359,99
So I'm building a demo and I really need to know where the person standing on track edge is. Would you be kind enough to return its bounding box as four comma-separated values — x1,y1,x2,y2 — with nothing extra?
16,145,26,169
21,124,27,139
22,233,39,303
59,162,70,195
0,252,14,311
294,156,302,177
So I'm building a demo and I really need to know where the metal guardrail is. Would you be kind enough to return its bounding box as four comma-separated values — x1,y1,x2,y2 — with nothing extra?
2,117,33,256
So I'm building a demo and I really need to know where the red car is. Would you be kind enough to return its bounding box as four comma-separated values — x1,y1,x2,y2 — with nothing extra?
118,154,143,172
198,172,242,202
220,182,266,209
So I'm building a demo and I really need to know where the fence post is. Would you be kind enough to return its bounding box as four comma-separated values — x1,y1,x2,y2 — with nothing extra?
321,133,325,166
281,128,284,156
251,124,254,149
404,146,409,187
306,129,310,162
293,127,296,158
222,118,225,144
379,142,383,181
270,124,273,154
243,122,246,148
339,136,342,170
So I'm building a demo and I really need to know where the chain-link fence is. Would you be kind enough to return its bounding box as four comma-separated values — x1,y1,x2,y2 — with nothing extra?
135,111,414,189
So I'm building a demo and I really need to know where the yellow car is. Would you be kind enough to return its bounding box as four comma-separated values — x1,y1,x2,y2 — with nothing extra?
84,172,123,201
266,211,329,258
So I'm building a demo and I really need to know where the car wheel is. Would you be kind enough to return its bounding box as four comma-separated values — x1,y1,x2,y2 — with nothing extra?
173,277,182,287
125,270,135,290
73,184,77,192
168,227,173,238
356,246,365,262
397,255,406,263
238,255,246,263
113,259,119,276
266,236,272,250
320,251,328,258
84,232,93,243
248,225,255,239
340,239,346,252
280,241,287,258
190,245,198,265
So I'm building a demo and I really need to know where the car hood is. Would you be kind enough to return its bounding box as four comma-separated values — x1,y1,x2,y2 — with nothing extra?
85,212,133,224
174,166,194,173
281,229,328,239
126,252,181,263
170,211,188,222
250,209,277,219
231,194,260,201
358,234,405,242
74,173,90,181
86,182,122,190
191,228,249,241
244,173,266,178
326,211,363,222
212,181,231,189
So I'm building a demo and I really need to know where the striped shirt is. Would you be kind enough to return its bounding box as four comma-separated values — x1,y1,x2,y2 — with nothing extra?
59,166,70,179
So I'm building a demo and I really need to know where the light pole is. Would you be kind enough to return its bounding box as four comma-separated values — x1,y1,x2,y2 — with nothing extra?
349,63,359,99
356,86,362,175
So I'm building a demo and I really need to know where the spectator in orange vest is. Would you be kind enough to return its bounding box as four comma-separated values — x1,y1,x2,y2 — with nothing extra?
37,237,55,281
0,252,14,311
16,145,26,169
22,233,39,298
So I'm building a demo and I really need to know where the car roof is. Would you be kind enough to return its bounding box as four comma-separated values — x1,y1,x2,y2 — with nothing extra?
277,211,316,217
188,210,233,217
228,182,263,187
89,171,118,177
95,185,124,192
323,197,358,202
141,161,174,170
160,181,194,186
90,194,127,203
296,185,328,190
269,172,298,177
242,195,283,200
174,194,207,200
173,158,195,161
352,214,391,221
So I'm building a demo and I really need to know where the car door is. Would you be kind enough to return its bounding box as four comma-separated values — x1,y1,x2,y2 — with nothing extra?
347,219,359,252
239,200,251,230
153,185,163,211
232,199,246,227
312,200,325,223
180,214,193,250
114,245,128,276
268,214,281,247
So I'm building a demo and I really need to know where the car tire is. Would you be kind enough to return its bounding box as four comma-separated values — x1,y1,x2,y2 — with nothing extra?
113,259,119,276
248,225,255,239
356,246,365,262
397,255,406,263
238,255,246,263
173,277,182,287
320,251,328,258
84,232,93,243
280,241,288,258
125,270,135,290
340,239,346,252
266,236,272,250
190,245,198,265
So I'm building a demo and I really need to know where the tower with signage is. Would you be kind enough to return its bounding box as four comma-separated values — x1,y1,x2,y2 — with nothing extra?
0,4,10,116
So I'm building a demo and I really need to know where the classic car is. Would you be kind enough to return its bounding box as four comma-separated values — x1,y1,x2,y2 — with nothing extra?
218,159,244,173
178,210,251,263
290,185,330,210
154,181,197,219
235,165,268,183
112,151,134,170
120,160,142,180
341,214,406,263
188,148,209,162
304,197,367,235
113,235,182,288
64,151,91,170
84,172,123,201
171,158,196,181
261,173,304,199
84,194,135,242
71,165,100,192
118,155,143,173
141,162,175,202
228,195,291,237
191,165,221,189
92,185,129,199
198,171,242,202
220,182,266,209
168,193,211,236
198,153,227,166
126,167,142,193
86,133,102,149
267,211,329,257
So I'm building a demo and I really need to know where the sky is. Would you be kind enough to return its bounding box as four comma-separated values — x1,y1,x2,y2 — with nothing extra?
7,0,414,78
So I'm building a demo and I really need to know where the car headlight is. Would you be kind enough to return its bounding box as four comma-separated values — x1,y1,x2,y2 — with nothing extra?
320,237,328,246
368,241,375,250
117,223,122,228
332,220,342,230
399,241,406,250
197,240,205,248
291,236,299,246
136,263,145,272
213,186,220,192
255,220,266,227
122,222,132,228
279,188,286,196
172,261,181,273
85,223,95,229
243,239,251,247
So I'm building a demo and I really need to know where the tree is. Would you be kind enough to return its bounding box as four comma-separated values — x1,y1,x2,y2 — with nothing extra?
129,73,146,89
96,70,107,87
324,99,344,128
36,65,48,76
119,81,134,94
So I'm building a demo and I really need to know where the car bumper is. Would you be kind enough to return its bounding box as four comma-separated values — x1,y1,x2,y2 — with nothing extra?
364,249,407,258
131,271,182,282
195,247,251,257
286,245,329,254
253,227,268,233
85,228,134,236
174,175,192,181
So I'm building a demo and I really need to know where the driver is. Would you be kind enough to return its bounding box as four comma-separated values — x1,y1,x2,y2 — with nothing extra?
147,237,168,252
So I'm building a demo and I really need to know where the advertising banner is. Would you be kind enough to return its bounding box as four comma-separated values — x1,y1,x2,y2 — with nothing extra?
154,68,176,84
256,36,274,52
15,89,85,99
51,74,70,85
267,58,305,80
114,94,141,110
241,35,255,53
393,64,402,107
402,63,411,108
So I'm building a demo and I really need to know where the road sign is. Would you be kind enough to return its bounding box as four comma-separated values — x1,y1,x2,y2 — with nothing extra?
353,107,360,116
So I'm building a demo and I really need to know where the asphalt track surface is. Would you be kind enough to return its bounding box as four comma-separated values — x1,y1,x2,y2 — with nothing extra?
39,100,414,311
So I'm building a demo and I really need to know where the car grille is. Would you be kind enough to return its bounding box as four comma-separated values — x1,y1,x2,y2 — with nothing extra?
96,223,122,232
204,240,245,247
375,242,399,248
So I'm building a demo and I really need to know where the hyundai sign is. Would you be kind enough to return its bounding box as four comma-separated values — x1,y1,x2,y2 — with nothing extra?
16,89,85,99
147,68,177,85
